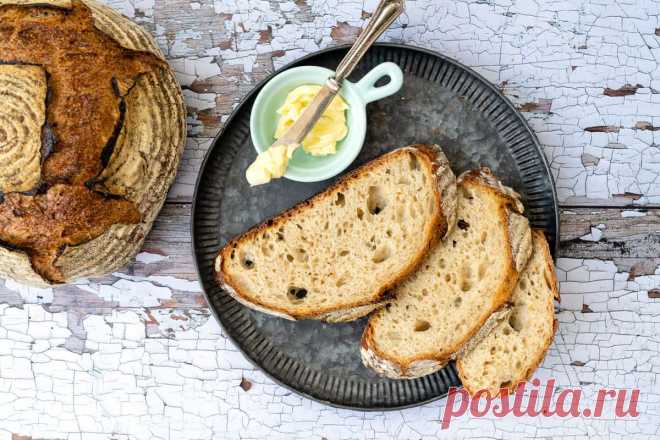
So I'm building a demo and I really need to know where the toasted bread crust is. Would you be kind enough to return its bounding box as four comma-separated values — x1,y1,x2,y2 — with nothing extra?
214,145,457,321
0,0,185,285
457,230,558,396
361,168,533,379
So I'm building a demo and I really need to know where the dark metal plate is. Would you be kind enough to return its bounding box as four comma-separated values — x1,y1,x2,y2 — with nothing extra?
192,43,559,410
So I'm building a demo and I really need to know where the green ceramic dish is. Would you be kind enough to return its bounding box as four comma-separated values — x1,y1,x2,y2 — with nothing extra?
249,62,404,182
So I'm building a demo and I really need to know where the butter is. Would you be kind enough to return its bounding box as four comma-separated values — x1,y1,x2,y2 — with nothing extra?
275,85,348,156
246,85,349,186
245,143,298,186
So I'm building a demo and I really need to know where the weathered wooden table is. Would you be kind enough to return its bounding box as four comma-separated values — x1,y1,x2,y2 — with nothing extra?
1,0,659,438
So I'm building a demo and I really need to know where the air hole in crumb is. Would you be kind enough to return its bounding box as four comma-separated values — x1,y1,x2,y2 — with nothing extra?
490,347,497,354
239,252,255,269
408,152,419,170
367,185,387,215
509,314,523,332
287,287,308,303
454,296,462,307
339,250,349,257
372,245,390,263
386,229,393,237
286,254,294,262
357,208,364,220
519,279,527,290
478,262,487,280
295,248,308,262
457,219,470,230
460,266,472,291
335,192,345,207
438,259,446,269
480,231,488,244
503,327,511,336
414,320,431,332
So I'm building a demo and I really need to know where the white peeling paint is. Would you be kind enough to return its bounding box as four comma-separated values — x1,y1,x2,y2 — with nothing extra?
621,210,647,218
579,227,604,242
3,279,54,304
135,252,169,264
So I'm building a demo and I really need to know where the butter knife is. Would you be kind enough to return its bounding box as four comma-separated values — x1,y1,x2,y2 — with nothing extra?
249,0,405,184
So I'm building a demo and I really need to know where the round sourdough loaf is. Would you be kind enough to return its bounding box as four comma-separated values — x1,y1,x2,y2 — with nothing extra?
0,0,186,285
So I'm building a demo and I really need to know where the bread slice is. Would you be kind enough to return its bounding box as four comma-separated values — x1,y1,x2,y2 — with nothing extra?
456,230,559,396
214,145,457,322
361,168,533,378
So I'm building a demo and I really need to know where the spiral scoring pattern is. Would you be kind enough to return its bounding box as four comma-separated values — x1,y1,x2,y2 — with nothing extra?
0,65,45,194
0,0,186,285
59,68,186,281
56,0,186,280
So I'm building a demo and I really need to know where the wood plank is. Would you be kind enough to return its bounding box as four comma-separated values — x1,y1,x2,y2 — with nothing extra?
2,204,659,310
146,204,660,276
559,207,660,257
559,207,660,277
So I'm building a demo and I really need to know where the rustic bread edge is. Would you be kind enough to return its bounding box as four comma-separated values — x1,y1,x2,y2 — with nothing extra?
0,0,186,286
360,168,533,379
214,145,457,322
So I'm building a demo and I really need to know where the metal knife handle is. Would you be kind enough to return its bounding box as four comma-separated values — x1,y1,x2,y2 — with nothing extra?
268,0,404,150
334,0,405,82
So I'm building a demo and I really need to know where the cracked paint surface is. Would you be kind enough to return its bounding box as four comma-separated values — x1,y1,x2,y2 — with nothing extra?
119,0,660,206
1,0,660,438
1,258,659,439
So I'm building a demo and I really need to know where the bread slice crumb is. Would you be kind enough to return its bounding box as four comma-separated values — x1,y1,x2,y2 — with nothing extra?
215,145,457,322
457,230,559,396
361,168,533,378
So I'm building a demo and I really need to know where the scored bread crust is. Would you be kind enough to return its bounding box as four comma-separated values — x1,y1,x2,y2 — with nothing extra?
360,168,533,378
0,0,185,286
214,145,457,322
456,230,559,395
